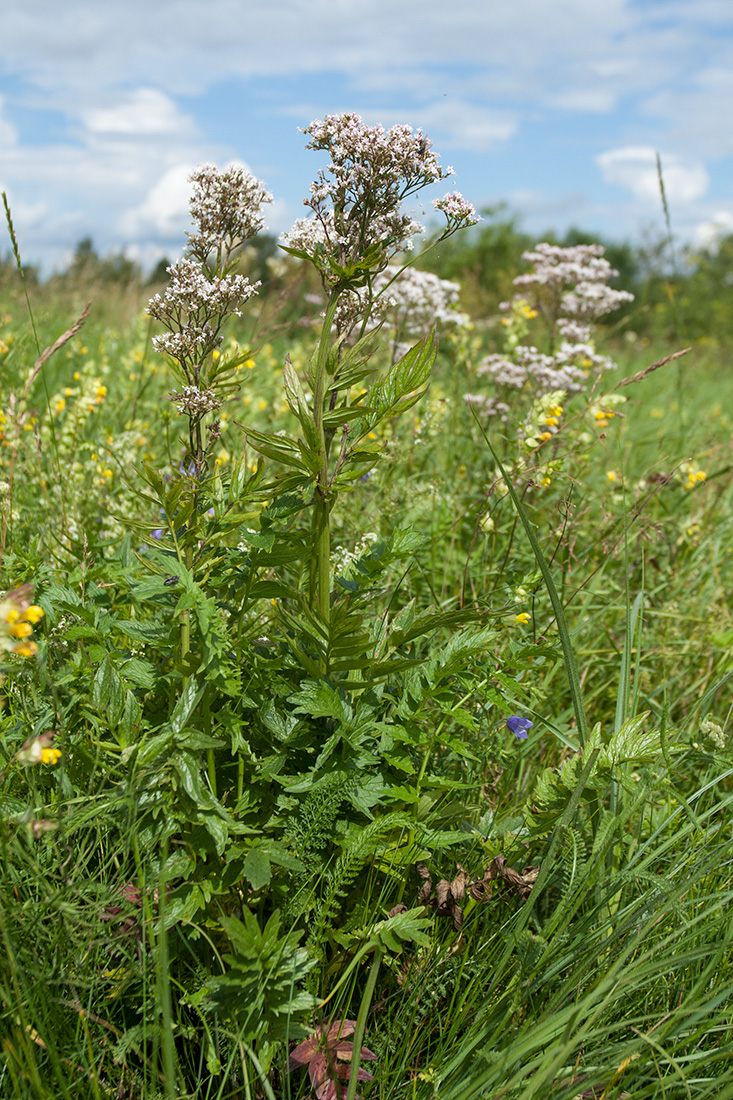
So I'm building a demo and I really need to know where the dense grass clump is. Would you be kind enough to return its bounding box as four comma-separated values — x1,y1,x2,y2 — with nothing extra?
2,117,733,1099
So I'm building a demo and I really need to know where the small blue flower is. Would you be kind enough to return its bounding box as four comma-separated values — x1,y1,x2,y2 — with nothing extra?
507,716,534,740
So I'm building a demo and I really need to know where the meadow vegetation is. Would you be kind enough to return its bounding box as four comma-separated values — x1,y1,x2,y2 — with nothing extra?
1,115,733,1099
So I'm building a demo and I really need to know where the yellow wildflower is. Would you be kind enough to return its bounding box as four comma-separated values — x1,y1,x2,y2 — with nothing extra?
679,462,706,490
14,732,57,766
0,587,43,656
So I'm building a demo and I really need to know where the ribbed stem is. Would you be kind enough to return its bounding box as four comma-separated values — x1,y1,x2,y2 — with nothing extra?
310,289,341,630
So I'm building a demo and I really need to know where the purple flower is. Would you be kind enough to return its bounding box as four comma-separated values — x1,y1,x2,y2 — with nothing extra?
507,716,534,740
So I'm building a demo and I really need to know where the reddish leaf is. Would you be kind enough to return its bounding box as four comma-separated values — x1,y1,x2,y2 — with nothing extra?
288,1016,377,1100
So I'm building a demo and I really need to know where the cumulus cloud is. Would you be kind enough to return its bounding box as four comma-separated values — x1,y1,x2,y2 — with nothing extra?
0,0,694,103
642,65,733,157
83,89,196,138
695,210,733,248
1,0,732,268
596,146,709,204
415,101,516,151
0,96,17,146
120,163,197,240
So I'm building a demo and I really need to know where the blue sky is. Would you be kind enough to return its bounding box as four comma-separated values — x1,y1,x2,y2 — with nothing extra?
1,0,732,273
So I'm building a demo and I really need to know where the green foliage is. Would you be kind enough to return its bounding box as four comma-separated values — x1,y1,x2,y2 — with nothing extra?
2,173,733,1100
207,910,317,1041
523,714,664,837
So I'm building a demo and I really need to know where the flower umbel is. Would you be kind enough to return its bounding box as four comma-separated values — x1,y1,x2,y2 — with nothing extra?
282,112,466,288
146,162,270,480
186,163,272,260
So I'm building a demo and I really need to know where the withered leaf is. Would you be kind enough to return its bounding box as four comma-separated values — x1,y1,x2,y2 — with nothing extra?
416,863,433,904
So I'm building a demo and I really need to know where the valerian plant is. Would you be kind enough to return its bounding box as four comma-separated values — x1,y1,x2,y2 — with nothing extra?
117,114,501,1078
272,112,480,627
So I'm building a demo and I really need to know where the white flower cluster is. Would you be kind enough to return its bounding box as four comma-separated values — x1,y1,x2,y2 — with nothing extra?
167,385,221,418
512,242,634,320
282,112,457,281
333,264,469,344
305,112,450,197
379,266,469,333
148,259,259,323
331,531,380,578
148,258,260,368
475,242,634,410
187,163,272,258
432,191,481,231
556,318,591,342
476,354,528,388
148,164,270,379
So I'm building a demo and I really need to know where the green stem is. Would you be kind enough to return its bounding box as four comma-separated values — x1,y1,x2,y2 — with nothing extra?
239,1043,277,1100
155,834,178,1099
313,493,332,629
203,689,217,798
346,947,382,1100
310,290,341,628
180,542,192,670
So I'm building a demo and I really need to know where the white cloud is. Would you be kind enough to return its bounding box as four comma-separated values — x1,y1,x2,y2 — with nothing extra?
642,63,733,157
0,96,17,145
0,127,235,273
1,0,732,269
694,210,733,247
0,0,683,104
596,146,709,204
83,89,195,138
120,163,197,240
548,89,618,113
415,101,516,151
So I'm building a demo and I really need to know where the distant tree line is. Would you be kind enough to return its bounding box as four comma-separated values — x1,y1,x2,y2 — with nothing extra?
2,213,732,345
417,205,733,345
